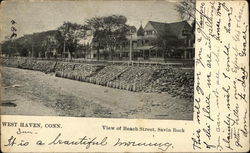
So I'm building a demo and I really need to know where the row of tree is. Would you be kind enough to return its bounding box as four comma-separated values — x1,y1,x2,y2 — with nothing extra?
1,15,136,59
1,30,63,58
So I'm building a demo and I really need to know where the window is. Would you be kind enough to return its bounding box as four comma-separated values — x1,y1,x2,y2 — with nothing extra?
182,26,190,36
133,42,137,48
140,50,143,57
151,50,156,57
144,31,153,35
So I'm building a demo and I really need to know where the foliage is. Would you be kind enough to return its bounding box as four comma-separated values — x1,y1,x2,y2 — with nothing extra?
1,30,63,58
42,35,61,58
15,36,31,57
58,22,86,58
84,15,131,60
1,40,15,56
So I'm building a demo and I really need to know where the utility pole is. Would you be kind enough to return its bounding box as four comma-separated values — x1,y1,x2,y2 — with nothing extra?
31,42,34,58
63,40,66,58
129,31,132,65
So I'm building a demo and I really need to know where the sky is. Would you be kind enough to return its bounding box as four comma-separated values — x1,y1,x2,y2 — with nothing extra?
0,0,182,42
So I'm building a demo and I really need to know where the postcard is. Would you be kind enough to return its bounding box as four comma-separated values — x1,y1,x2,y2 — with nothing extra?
0,0,249,152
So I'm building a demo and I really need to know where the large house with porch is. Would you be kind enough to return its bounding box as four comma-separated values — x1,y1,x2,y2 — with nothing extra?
133,20,194,61
85,20,194,61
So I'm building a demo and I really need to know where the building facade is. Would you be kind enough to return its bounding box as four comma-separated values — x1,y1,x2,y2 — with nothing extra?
134,20,194,61
83,20,195,61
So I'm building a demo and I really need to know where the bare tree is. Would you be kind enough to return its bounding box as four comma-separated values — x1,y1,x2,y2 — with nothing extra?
175,0,196,38
175,0,196,21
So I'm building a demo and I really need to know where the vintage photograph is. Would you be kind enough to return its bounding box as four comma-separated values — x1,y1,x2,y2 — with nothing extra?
0,0,195,120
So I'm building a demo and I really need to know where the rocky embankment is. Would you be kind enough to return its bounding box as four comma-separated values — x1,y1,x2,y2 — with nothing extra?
1,58,194,101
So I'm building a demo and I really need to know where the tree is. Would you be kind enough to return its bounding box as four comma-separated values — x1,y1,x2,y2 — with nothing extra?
42,35,60,58
15,37,31,57
58,22,86,59
175,0,195,21
102,15,130,60
175,0,196,33
1,40,14,57
84,16,105,60
29,30,62,58
85,15,130,60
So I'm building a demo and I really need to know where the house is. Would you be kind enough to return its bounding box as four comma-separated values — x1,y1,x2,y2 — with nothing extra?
134,20,195,61
84,28,138,60
113,33,138,60
82,20,194,61
78,30,94,58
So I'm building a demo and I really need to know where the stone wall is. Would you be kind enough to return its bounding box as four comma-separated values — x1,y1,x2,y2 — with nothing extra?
1,58,194,101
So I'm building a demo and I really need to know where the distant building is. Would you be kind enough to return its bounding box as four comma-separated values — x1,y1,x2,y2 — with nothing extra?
83,28,138,60
4,30,62,58
78,30,94,58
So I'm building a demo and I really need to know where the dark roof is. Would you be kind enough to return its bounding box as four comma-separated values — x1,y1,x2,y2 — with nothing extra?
168,21,191,37
147,21,191,38
148,21,167,34
137,25,144,36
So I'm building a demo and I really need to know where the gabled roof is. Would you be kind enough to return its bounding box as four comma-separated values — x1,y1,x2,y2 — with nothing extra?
146,21,191,38
168,21,191,37
147,21,167,34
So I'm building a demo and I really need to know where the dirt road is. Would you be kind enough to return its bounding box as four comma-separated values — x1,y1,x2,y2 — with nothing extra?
0,67,193,120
